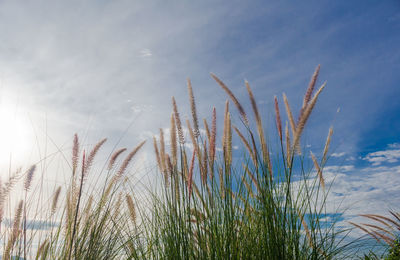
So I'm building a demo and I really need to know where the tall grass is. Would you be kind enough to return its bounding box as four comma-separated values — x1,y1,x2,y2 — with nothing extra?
0,135,146,259
143,67,347,259
0,67,388,259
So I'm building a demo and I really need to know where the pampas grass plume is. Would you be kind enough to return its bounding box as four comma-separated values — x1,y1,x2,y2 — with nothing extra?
24,164,36,191
108,148,127,170
211,73,249,126
117,141,146,178
126,194,136,224
172,97,185,144
187,78,200,138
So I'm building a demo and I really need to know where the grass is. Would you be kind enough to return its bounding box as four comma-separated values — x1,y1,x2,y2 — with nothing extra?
0,66,397,259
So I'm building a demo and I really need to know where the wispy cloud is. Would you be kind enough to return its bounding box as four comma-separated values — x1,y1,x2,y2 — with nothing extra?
139,48,152,57
331,152,346,158
363,144,400,166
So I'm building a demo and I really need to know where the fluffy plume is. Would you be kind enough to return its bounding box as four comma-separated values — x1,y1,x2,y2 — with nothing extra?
299,211,313,248
172,97,185,144
299,65,321,122
222,100,229,152
51,186,62,215
293,82,326,153
170,114,178,166
1,168,22,212
209,107,217,165
159,128,167,174
303,64,321,109
283,93,296,138
84,138,107,175
113,193,123,220
153,137,162,172
187,78,200,137
3,200,23,259
203,118,210,142
202,140,208,185
72,134,79,175
246,81,262,129
126,194,136,224
351,213,400,246
362,214,400,230
211,73,249,126
310,152,325,189
322,127,333,164
246,81,268,165
225,112,232,168
188,149,196,200
13,200,23,231
117,141,146,178
24,164,36,191
285,122,291,166
187,120,199,159
349,221,381,243
274,96,283,141
162,154,170,186
108,148,127,170
165,154,173,185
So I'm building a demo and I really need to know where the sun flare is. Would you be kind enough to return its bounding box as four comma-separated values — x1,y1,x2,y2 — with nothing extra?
0,104,33,166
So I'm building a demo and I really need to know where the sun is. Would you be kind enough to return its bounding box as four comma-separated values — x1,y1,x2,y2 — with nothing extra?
0,104,33,166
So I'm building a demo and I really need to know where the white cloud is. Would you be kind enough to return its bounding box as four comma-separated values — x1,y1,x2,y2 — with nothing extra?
323,165,354,173
363,144,400,165
288,154,400,240
318,163,400,239
139,48,152,57
331,152,346,157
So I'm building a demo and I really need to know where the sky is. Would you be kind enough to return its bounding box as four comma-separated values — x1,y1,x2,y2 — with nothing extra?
0,0,399,239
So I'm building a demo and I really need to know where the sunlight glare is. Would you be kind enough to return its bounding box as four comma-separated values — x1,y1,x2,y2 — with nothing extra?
0,103,33,166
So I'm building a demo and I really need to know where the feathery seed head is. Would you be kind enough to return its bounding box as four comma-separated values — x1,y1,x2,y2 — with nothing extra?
187,78,200,138
293,82,326,153
159,128,166,174
187,119,199,157
310,151,325,189
210,107,217,162
24,164,36,191
283,93,296,138
108,148,127,170
170,113,178,165
211,73,249,126
153,137,162,172
274,96,283,141
187,149,196,200
72,134,79,175
322,127,333,164
84,138,107,175
303,64,321,109
117,141,146,178
172,97,185,144
51,186,62,215
126,194,136,224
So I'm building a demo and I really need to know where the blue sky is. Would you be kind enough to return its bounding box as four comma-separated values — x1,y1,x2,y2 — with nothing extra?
0,0,399,237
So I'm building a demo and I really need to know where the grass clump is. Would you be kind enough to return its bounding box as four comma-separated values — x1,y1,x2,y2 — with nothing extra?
143,66,346,259
0,134,146,259
3,66,393,259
